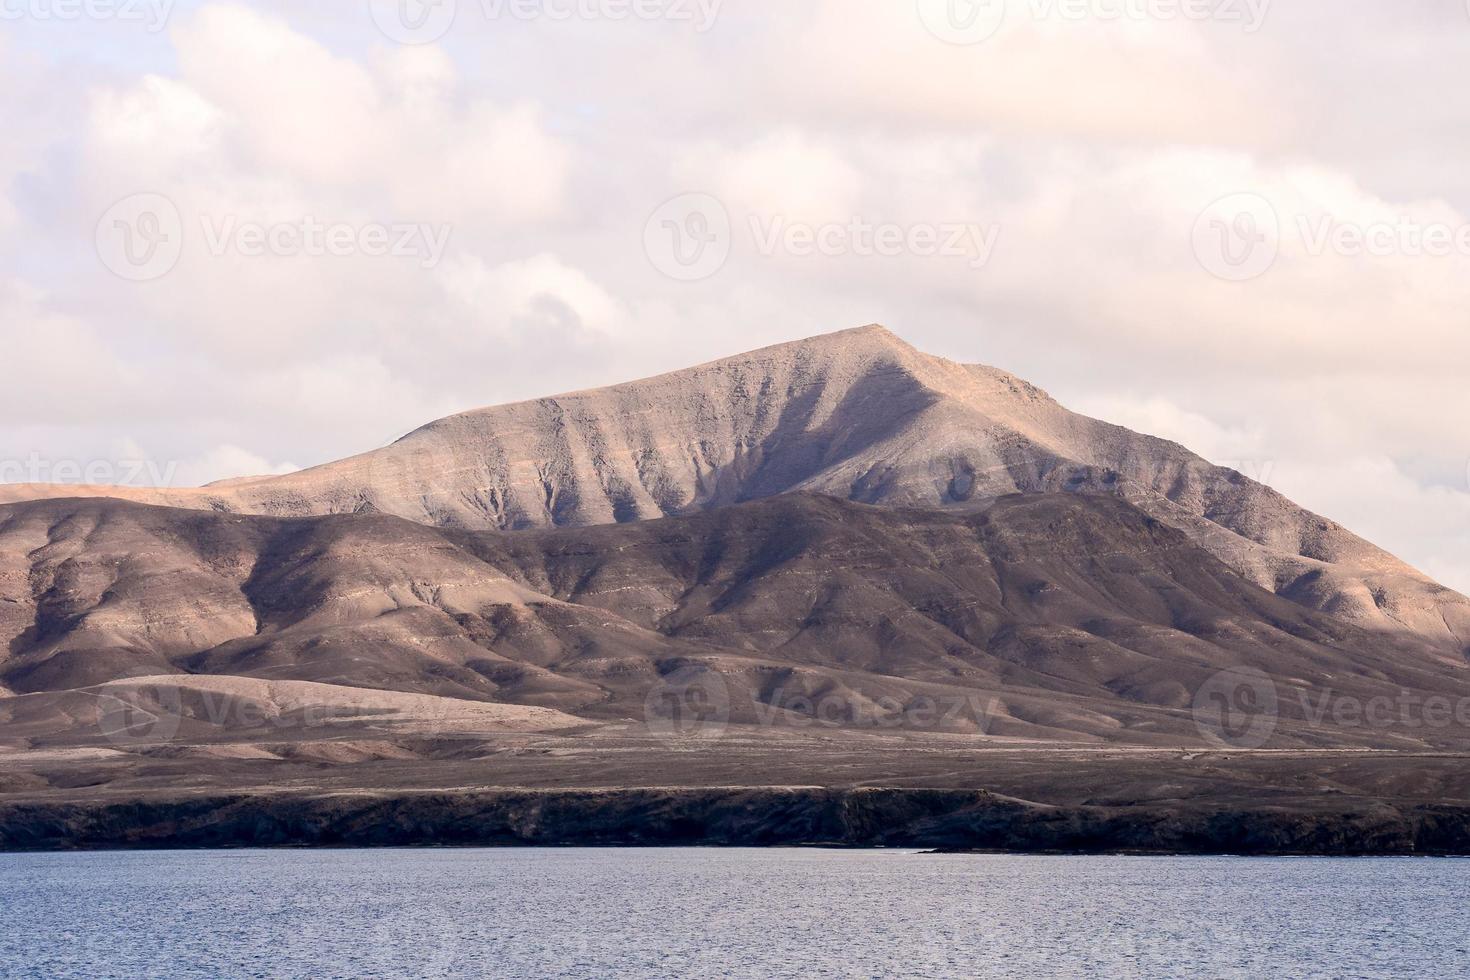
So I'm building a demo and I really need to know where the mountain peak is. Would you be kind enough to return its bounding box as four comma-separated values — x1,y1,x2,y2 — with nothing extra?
784,322,916,355
0,326,1464,651
665,323,922,379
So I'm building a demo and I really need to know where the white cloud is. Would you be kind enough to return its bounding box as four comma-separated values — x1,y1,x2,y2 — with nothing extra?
172,444,300,487
1269,456,1470,596
91,75,224,178
3,0,1469,601
0,281,135,426
439,252,628,341
677,129,865,223
172,4,382,182
88,4,569,223
1070,395,1267,465
755,0,1284,145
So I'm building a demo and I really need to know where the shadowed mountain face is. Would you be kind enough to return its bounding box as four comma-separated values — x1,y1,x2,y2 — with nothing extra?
2,326,1465,654
3,494,1468,751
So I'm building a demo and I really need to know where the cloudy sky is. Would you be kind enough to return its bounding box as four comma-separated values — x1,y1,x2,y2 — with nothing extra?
2,0,1468,591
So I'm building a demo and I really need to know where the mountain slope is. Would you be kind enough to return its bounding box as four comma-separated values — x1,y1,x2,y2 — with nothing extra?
2,325,1465,652
3,494,1468,750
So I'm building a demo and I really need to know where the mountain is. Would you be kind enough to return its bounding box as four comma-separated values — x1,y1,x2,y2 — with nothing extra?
4,326,1466,654
4,492,1469,751
7,327,1470,853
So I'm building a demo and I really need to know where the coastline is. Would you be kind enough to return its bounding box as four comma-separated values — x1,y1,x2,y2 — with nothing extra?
6,787,1470,856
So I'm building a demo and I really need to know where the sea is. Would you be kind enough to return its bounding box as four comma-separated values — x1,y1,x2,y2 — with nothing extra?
2,848,1466,978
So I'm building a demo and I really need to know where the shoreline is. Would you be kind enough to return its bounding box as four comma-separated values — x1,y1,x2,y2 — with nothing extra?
6,787,1470,856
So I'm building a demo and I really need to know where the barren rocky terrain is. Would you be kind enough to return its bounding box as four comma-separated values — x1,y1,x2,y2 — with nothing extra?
2,327,1468,853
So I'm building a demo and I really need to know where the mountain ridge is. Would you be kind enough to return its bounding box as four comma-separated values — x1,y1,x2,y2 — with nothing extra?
1,325,1465,653
5,491,1468,751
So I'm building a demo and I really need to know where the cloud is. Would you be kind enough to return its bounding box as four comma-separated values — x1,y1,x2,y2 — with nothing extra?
3,0,1469,600
438,252,627,341
172,5,381,183
1069,394,1268,465
73,4,571,362
752,0,1285,145
147,6,569,222
87,5,571,224
1268,456,1470,596
91,74,224,178
0,281,139,426
676,129,865,223
171,444,300,487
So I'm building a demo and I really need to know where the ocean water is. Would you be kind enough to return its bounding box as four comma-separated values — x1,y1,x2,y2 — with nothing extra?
1,848,1466,979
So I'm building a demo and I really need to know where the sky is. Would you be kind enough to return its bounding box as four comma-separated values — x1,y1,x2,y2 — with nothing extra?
1,0,1467,592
